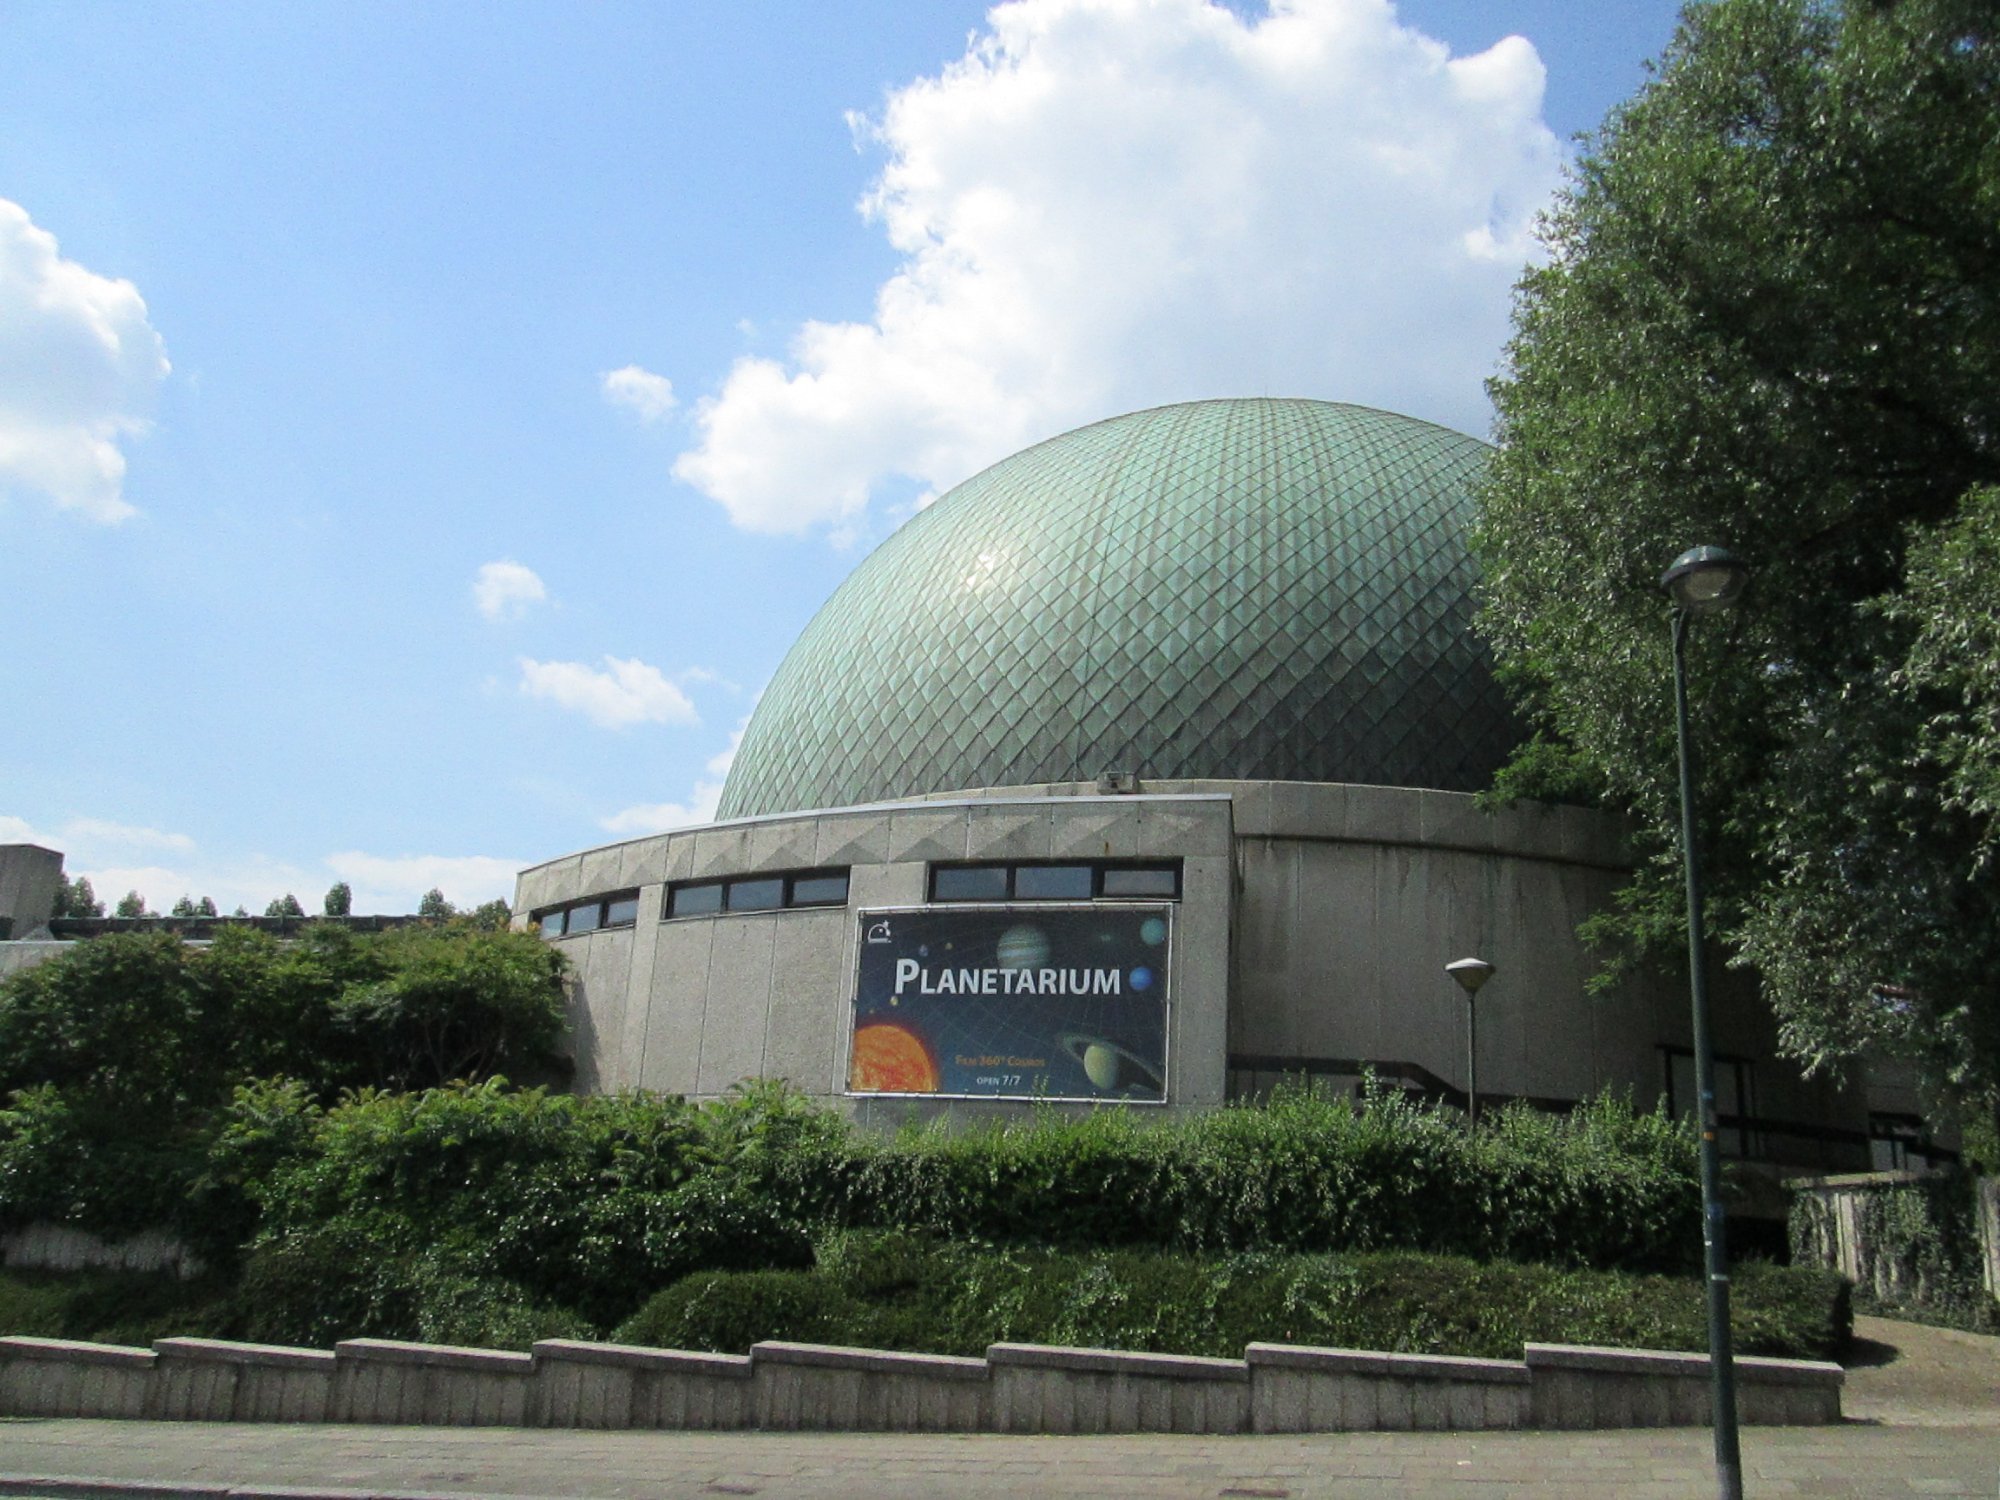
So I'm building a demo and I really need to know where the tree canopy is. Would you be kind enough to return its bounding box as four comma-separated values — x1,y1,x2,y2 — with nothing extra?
1476,0,2000,1155
0,925,572,1239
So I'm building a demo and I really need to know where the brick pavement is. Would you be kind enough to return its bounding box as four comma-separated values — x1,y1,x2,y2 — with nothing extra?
1,1420,1996,1498
1,1316,1993,1498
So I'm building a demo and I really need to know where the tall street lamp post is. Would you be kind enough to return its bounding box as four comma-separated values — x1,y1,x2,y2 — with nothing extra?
1660,544,1749,1500
1444,957,1494,1127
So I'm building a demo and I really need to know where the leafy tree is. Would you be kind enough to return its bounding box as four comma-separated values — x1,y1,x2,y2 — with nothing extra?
1475,0,2000,1151
264,893,306,919
197,896,218,917
466,899,513,932
114,890,149,919
0,933,230,1117
170,895,198,918
331,926,568,1090
323,881,353,917
0,926,571,1237
50,875,103,920
417,888,455,920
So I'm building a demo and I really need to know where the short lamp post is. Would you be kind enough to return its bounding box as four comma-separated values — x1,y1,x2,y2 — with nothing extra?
1444,957,1494,1127
1661,544,1749,1500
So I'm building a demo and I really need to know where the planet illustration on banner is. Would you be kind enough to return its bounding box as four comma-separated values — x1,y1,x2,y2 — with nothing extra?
1060,1034,1164,1094
1140,917,1167,946
995,924,1050,971
850,1022,941,1093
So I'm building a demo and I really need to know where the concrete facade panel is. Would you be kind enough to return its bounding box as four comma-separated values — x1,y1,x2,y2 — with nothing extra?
636,921,716,1094
516,856,581,917
577,847,623,896
1171,853,1231,1110
563,927,636,1095
0,844,61,939
763,909,853,1097
616,837,673,891
814,813,894,868
885,808,966,864
503,784,1868,1158
964,806,1054,860
1049,807,1143,859
747,819,820,874
695,917,780,1093
689,824,756,879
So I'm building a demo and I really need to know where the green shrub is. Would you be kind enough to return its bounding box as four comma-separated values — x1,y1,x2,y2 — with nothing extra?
612,1230,1848,1363
0,1268,238,1347
1793,1171,1998,1333
237,1082,814,1342
740,1083,1700,1273
615,1269,853,1354
0,925,572,1248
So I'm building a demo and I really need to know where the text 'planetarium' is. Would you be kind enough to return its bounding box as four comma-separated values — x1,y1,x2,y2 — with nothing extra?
515,398,1867,1170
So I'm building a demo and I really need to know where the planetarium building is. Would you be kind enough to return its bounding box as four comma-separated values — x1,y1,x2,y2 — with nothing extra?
515,398,1867,1169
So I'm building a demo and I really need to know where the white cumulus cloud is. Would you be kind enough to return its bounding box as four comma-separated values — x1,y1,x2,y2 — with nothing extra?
673,0,1560,535
598,785,725,836
472,560,549,620
0,199,171,523
597,711,751,835
2,810,518,917
602,364,678,423
323,852,523,913
518,655,701,729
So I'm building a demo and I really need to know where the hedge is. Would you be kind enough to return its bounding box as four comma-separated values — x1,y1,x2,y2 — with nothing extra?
615,1230,1850,1363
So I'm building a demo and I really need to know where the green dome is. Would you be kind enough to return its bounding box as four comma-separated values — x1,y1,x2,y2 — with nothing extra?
718,399,1516,819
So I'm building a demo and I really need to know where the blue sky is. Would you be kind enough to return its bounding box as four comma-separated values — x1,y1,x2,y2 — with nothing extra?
0,0,1685,915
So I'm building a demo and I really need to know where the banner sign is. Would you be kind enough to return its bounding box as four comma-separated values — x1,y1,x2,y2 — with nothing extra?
848,904,1172,1103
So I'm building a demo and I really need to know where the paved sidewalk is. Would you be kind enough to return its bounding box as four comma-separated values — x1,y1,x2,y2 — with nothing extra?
0,1317,1992,1498
4,1418,1995,1498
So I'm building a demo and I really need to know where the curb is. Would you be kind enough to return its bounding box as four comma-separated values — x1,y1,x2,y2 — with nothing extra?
0,1477,523,1500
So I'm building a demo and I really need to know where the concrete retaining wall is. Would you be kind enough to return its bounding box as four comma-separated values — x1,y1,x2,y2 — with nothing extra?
2,1224,202,1280
1791,1170,2000,1304
0,1334,1842,1432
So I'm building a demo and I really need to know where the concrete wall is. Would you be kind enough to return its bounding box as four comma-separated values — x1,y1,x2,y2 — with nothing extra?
0,939,68,980
0,843,61,940
0,1333,1844,1432
519,793,1234,1117
516,781,1867,1163
1791,1170,2000,1305
1216,782,1863,1162
2,1224,201,1280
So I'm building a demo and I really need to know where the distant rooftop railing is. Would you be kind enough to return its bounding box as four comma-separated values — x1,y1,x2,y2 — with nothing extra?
45,914,444,940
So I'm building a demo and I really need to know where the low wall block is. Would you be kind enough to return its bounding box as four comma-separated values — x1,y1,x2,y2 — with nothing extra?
1246,1344,1531,1433
330,1338,534,1426
1524,1344,1844,1429
0,1333,1843,1434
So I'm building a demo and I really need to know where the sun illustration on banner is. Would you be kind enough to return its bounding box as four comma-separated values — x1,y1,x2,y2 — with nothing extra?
849,1021,941,1093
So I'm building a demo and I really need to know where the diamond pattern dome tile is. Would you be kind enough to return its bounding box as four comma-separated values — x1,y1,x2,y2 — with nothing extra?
718,399,1518,820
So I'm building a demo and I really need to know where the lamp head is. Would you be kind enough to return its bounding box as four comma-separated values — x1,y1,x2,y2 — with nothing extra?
1660,545,1749,614
1444,957,1495,996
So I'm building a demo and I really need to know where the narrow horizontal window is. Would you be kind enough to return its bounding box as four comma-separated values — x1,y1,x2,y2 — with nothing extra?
790,873,849,906
566,903,602,934
932,865,1009,901
538,907,567,938
665,867,854,919
725,877,785,912
1100,865,1178,898
929,859,1182,903
1015,864,1092,899
668,881,723,917
604,894,640,927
